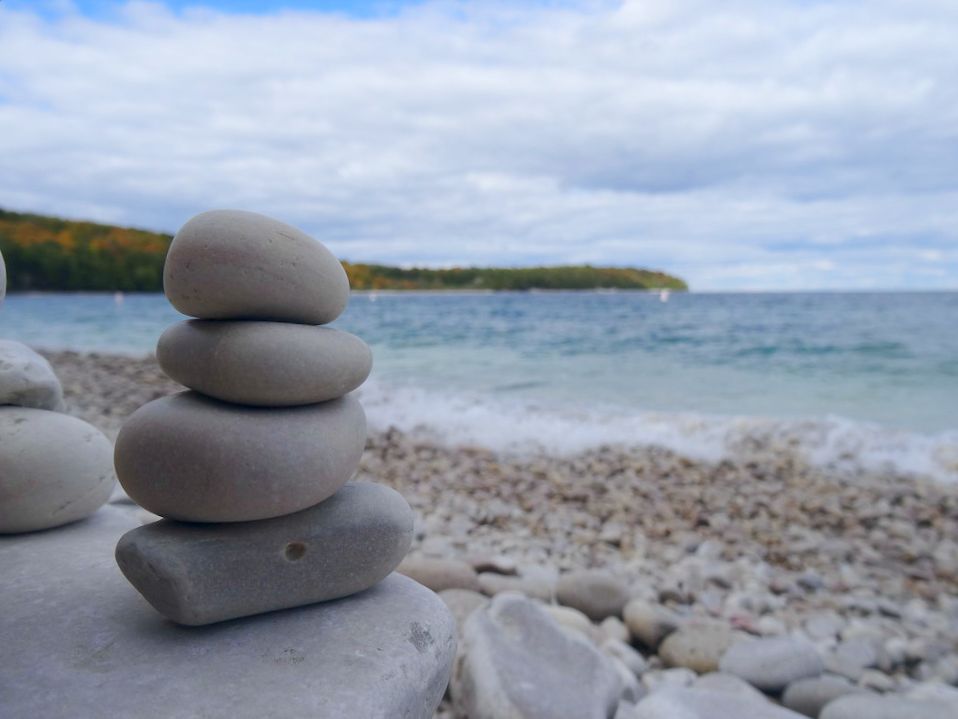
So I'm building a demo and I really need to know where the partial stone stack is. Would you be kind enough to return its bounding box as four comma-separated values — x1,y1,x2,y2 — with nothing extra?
0,248,115,534
113,210,413,625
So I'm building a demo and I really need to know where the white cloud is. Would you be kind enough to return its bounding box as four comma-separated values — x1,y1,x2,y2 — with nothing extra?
0,0,957,289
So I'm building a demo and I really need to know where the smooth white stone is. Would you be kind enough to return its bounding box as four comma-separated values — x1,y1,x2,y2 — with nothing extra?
0,340,64,411
0,408,113,533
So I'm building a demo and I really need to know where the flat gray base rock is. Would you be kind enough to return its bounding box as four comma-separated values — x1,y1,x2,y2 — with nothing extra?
0,505,456,719
116,482,414,625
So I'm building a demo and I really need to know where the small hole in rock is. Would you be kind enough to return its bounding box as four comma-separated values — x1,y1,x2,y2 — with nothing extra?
284,542,307,561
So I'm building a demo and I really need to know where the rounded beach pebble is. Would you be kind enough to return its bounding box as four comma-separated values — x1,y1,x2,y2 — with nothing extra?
0,247,6,303
163,209,349,324
0,407,114,533
115,482,413,625
114,391,366,522
556,568,630,621
0,340,65,411
157,320,371,406
719,636,824,691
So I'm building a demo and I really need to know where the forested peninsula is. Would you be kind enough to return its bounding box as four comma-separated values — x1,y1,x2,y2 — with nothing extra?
0,209,687,292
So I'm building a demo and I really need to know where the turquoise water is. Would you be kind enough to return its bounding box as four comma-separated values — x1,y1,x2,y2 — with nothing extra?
2,291,956,479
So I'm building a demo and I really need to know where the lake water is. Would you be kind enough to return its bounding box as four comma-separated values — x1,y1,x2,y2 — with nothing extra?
2,291,956,481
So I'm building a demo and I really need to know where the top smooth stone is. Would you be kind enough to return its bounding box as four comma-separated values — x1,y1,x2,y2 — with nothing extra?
164,210,349,324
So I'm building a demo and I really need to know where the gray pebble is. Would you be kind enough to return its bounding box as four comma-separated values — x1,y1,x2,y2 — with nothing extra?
782,675,865,718
556,569,629,621
0,340,65,411
157,321,371,406
719,636,824,691
116,482,413,625
398,555,481,592
115,391,366,522
164,209,349,324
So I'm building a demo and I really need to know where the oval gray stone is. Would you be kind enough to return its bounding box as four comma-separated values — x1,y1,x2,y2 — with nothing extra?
0,407,114,533
783,675,864,718
164,209,349,324
0,505,455,719
0,247,6,303
157,320,372,406
0,340,65,411
623,598,680,649
556,568,630,621
719,636,824,691
627,686,806,719
660,620,743,674
398,556,481,593
114,391,366,522
116,482,413,625
820,694,954,719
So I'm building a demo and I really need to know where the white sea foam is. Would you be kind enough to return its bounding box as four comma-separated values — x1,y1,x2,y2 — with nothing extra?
358,378,958,484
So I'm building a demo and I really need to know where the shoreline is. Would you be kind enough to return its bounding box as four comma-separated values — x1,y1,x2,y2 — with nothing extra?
43,349,958,713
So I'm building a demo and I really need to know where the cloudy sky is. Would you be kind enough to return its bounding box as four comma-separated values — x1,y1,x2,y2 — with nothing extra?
1,0,956,289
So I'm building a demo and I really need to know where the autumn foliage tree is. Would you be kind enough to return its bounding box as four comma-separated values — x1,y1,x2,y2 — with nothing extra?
0,209,687,292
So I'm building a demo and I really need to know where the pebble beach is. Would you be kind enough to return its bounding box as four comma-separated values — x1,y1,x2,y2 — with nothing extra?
48,349,958,717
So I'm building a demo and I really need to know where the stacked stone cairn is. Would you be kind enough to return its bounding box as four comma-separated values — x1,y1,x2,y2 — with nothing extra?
0,248,115,534
113,210,414,625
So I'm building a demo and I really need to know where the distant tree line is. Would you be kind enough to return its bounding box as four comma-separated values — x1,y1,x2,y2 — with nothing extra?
343,263,687,291
0,209,687,292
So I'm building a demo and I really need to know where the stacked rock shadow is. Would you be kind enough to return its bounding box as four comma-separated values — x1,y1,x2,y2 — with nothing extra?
0,248,115,535
113,210,414,626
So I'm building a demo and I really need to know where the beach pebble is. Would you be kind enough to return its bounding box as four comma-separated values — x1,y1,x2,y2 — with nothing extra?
1,507,454,718
600,616,631,644
782,675,864,717
0,408,113,533
439,588,489,634
602,638,649,677
693,672,767,700
623,599,680,649
611,657,647,703
478,571,555,601
908,681,958,703
719,636,824,691
0,247,5,302
826,637,881,680
820,693,954,719
164,209,349,325
114,391,366,522
556,569,629,621
642,668,697,693
467,553,518,575
659,620,742,674
398,555,480,592
544,604,597,640
625,686,806,719
858,669,896,692
451,593,622,719
803,612,845,640
116,482,413,625
0,340,65,411
157,321,371,406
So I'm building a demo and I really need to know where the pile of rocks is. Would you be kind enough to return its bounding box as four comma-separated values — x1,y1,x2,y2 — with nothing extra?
0,248,114,535
396,557,958,718
112,210,414,625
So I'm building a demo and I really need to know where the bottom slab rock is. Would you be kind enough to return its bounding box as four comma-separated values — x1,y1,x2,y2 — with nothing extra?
0,505,456,719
